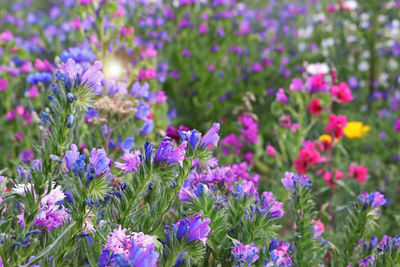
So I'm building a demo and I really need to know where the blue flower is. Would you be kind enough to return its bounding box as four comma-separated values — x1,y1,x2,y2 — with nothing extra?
60,47,96,63
140,120,154,136
135,102,150,120
130,81,150,98
26,72,53,84
120,137,135,152
179,129,201,149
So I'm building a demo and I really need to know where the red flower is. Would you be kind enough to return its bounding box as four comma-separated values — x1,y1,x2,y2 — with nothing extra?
331,82,353,103
348,164,368,184
294,142,322,174
308,98,323,116
325,114,347,139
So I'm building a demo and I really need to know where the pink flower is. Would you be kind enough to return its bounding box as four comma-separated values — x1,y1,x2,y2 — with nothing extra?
138,68,157,81
120,25,134,37
27,85,39,98
115,151,141,173
198,24,208,34
290,78,303,91
276,88,288,104
105,225,132,256
279,114,291,128
140,46,157,59
0,79,8,91
34,58,52,72
310,219,324,238
394,119,400,132
13,132,24,142
20,61,33,73
325,114,347,139
238,114,259,144
72,18,81,29
291,123,300,133
16,105,25,117
77,0,93,5
221,133,243,155
305,74,328,93
266,145,276,157
348,164,368,184
156,91,167,104
207,64,215,72
0,30,13,42
331,82,353,103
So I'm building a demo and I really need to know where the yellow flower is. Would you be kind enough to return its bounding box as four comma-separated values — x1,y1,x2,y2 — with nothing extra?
344,122,371,138
318,134,332,143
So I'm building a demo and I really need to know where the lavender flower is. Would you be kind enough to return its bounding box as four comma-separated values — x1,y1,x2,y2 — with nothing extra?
281,172,312,191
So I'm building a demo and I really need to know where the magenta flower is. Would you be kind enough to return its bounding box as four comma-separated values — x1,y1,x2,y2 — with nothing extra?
0,79,8,91
266,145,276,157
139,68,157,81
394,119,400,132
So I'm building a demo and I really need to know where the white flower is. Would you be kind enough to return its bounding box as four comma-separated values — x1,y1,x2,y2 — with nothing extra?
306,63,330,75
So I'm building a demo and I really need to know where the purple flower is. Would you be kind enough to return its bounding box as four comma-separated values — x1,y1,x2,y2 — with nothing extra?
140,120,154,136
266,238,292,266
81,60,103,88
252,62,263,73
199,123,220,148
89,148,110,177
135,102,150,120
169,213,211,245
358,255,374,267
130,82,149,98
20,149,34,163
276,88,289,104
65,144,80,170
281,172,311,191
115,151,141,173
154,138,187,166
260,192,285,218
112,240,159,267
357,192,386,210
179,129,201,149
33,184,70,231
232,243,259,265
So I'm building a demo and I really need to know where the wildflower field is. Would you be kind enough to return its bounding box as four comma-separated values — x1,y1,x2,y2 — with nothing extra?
0,0,399,266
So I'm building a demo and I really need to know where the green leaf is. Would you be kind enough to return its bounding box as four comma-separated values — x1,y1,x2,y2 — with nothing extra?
27,222,76,266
